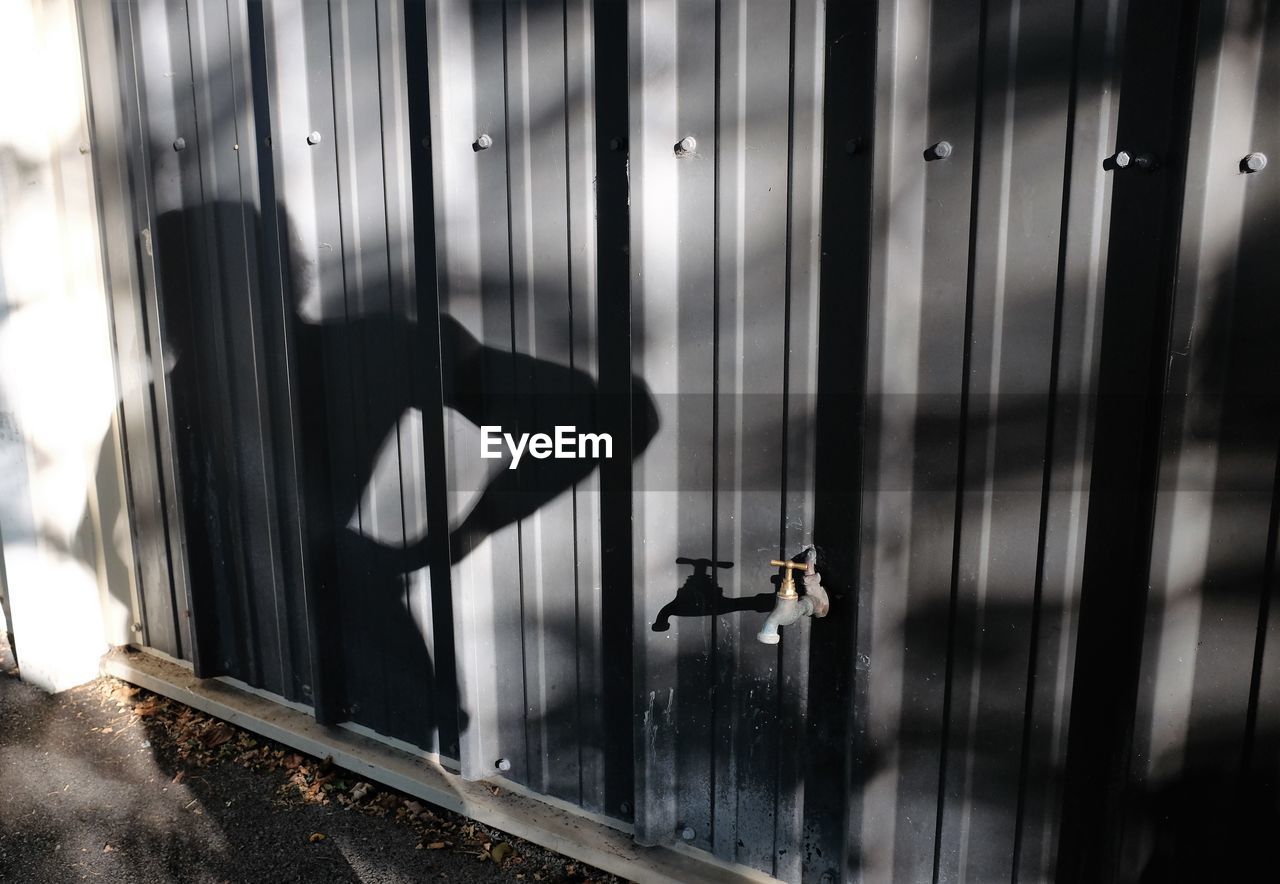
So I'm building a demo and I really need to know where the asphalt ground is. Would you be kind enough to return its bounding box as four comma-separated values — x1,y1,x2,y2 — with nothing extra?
0,639,621,883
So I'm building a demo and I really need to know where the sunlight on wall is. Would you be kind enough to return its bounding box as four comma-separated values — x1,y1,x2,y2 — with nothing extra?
0,0,136,692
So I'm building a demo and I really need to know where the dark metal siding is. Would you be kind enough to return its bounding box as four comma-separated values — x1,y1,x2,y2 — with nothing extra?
626,1,827,876
849,0,1125,880
75,0,1280,881
1122,2,1280,880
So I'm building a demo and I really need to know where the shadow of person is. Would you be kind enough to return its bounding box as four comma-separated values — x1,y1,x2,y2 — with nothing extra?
306,311,659,572
651,557,774,631
152,200,658,758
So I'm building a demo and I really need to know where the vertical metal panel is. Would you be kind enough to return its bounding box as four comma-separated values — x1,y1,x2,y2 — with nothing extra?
426,0,523,782
82,0,188,664
564,0,608,813
1012,1,1125,879
855,1,1126,881
258,0,344,724
1055,0,1204,878
628,1,829,876
591,0,638,823
808,0,877,879
162,0,314,699
856,0,980,878
421,0,618,801
126,0,199,665
1126,2,1280,880
627,0,707,849
501,0,608,807
935,1,1077,880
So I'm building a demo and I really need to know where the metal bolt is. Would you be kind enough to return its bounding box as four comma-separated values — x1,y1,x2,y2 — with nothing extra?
475,133,494,150
619,801,631,815
676,135,697,155
819,873,836,884
609,136,623,152
173,137,186,152
307,131,322,145
1113,150,1132,169
928,140,953,160
79,143,90,155
233,143,240,151
680,826,696,841
844,137,863,156
131,622,142,633
1242,152,1268,173
495,757,511,771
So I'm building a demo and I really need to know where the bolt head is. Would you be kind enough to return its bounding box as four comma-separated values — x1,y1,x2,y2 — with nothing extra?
131,622,142,632
677,135,697,154
930,140,953,160
495,757,511,772
680,826,696,841
619,801,631,815
173,137,186,151
476,133,494,150
1243,152,1268,173
307,131,322,145
1114,150,1132,168
79,143,90,155
609,136,623,152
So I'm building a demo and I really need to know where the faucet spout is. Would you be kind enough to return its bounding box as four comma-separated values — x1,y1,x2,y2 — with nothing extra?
757,595,805,644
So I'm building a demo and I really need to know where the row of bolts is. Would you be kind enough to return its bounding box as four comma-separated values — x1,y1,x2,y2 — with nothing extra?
164,131,1269,174
497,752,701,844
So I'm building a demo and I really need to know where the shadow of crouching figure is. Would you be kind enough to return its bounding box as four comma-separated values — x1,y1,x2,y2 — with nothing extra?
328,312,660,573
153,201,658,757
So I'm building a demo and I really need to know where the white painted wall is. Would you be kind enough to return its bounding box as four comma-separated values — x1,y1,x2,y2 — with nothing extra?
0,0,137,692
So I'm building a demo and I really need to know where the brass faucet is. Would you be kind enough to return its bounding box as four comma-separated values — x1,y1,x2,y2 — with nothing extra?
769,559,806,600
758,549,830,644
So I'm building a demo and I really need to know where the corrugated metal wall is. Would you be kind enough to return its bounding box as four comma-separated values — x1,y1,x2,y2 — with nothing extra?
80,0,639,815
1123,1,1280,880
625,0,827,874
73,0,1280,881
850,0,1122,878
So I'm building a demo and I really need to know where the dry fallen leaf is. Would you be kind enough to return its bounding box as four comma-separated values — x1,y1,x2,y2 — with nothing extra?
308,832,326,843
427,841,447,850
202,724,233,748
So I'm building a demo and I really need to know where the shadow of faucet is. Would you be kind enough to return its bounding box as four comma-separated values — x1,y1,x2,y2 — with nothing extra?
650,557,775,632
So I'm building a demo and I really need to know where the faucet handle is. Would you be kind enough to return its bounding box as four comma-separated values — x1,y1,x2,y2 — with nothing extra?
769,559,806,599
